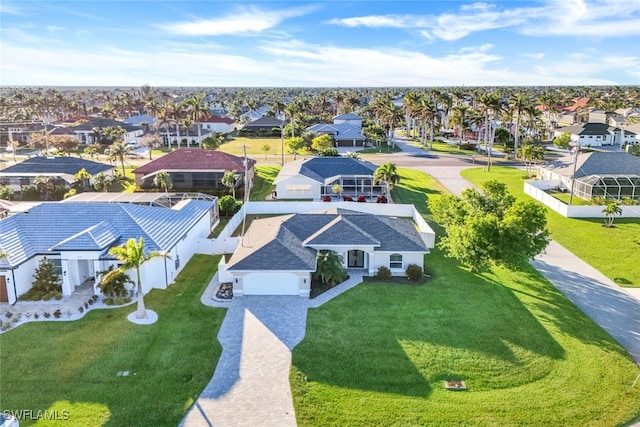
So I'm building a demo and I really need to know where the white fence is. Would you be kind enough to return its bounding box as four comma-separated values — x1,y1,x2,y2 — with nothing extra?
524,180,640,218
216,201,436,250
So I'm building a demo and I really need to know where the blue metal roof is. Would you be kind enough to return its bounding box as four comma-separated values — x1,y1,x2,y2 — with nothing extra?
0,200,212,269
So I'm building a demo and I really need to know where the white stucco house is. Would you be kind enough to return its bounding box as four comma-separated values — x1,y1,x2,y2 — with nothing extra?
273,157,384,200
0,196,218,304
219,208,431,297
306,113,367,148
198,115,236,134
554,122,635,147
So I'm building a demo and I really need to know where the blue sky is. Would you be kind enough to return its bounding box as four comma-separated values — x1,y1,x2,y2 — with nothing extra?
1,0,639,87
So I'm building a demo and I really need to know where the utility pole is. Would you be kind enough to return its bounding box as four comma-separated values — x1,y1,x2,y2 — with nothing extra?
568,145,579,205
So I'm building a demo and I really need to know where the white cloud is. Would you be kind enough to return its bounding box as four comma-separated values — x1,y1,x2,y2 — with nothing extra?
0,3,21,15
328,0,640,41
327,15,417,28
161,5,316,36
0,35,632,87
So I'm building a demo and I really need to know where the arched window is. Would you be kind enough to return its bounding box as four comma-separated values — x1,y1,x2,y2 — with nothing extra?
390,254,403,269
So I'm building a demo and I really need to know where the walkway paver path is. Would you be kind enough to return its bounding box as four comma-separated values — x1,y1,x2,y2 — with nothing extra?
181,273,363,427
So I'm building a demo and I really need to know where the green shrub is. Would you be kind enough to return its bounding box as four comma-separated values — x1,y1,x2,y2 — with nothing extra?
406,264,423,281
375,266,392,280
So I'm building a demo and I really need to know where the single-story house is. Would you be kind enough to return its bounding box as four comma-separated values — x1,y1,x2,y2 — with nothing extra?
132,148,256,191
240,116,285,132
220,209,430,297
306,113,367,148
554,122,635,147
0,156,115,193
273,157,383,200
537,151,640,201
0,197,217,304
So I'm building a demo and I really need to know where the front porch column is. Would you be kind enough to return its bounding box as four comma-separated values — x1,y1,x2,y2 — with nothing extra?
60,259,73,296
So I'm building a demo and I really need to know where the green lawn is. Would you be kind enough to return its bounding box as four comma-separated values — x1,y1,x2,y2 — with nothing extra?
218,135,311,159
290,170,640,426
461,167,640,287
0,255,225,427
250,165,281,201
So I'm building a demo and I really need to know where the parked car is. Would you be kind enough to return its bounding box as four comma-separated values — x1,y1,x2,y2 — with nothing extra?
127,141,140,149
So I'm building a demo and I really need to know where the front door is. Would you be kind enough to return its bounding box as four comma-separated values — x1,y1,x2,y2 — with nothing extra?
0,276,8,303
347,250,365,268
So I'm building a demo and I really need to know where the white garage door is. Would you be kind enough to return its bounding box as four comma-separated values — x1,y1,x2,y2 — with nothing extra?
243,272,300,296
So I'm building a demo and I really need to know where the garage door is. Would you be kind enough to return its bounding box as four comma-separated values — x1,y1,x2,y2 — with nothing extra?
243,272,300,296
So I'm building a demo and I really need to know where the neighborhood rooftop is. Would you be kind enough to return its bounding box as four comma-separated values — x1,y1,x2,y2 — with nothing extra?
0,156,114,176
0,200,213,269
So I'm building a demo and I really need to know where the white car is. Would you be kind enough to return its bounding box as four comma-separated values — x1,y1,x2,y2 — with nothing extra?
127,141,140,149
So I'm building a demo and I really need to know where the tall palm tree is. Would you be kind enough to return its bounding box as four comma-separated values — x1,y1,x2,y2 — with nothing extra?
109,237,170,319
155,107,175,150
105,142,133,176
417,97,438,149
478,92,505,171
451,105,470,147
402,91,420,136
185,93,210,147
509,93,530,156
373,162,400,197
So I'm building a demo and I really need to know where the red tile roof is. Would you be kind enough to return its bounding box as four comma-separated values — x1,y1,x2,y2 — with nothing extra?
563,97,590,112
132,149,256,174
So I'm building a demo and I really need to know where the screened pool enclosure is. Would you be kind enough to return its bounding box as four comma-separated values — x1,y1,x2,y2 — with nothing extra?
573,175,640,201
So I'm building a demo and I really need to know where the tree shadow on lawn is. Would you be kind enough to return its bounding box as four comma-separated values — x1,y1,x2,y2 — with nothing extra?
293,265,565,397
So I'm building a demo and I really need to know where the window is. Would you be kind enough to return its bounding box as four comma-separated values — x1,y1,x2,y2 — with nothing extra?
390,254,403,269
285,184,311,194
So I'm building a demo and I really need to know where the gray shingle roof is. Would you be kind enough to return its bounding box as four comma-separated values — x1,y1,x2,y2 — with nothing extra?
543,152,640,178
0,200,213,269
226,212,428,272
281,157,378,184
0,157,114,176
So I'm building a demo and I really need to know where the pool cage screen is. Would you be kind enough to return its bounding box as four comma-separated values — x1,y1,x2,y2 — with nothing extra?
573,174,640,200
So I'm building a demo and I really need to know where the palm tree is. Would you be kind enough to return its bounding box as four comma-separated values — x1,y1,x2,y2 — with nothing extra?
221,171,238,198
451,105,470,147
93,172,111,192
155,108,175,150
509,93,530,156
602,202,623,228
153,171,172,194
109,237,170,319
373,162,400,198
34,175,54,200
314,250,346,285
185,93,210,147
105,142,133,176
478,92,505,171
74,168,92,191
